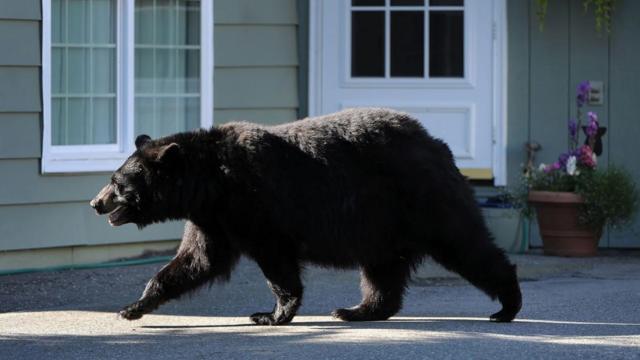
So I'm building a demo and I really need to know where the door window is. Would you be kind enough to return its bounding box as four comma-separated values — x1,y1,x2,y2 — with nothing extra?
350,0,464,79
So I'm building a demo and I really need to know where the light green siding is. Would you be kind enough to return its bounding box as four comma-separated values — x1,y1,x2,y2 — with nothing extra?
213,0,299,124
0,67,41,112
0,113,40,159
507,0,640,248
608,0,640,248
0,0,40,20
0,21,40,65
0,0,302,255
215,67,298,109
0,159,108,205
214,0,297,25
0,202,183,251
215,25,298,67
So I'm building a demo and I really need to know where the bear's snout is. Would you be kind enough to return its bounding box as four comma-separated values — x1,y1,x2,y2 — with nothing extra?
91,184,117,215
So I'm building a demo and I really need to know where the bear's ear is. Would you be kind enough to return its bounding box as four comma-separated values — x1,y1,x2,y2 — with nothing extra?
156,142,181,163
135,134,152,150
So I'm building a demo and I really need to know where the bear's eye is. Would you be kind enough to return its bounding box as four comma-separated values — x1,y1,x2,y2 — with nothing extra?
115,183,125,196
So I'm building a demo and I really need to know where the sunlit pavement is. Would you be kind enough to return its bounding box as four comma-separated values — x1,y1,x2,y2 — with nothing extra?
2,254,640,359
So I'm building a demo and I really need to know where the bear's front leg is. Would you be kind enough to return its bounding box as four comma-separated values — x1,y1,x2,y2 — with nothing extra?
251,257,303,326
119,221,240,320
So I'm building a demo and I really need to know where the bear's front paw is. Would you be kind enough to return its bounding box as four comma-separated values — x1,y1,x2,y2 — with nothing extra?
118,302,147,320
250,312,277,325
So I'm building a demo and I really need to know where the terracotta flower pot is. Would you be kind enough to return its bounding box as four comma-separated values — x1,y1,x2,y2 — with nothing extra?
528,191,602,257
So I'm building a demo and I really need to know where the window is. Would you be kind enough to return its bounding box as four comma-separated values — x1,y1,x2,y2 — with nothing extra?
42,0,213,173
350,0,464,79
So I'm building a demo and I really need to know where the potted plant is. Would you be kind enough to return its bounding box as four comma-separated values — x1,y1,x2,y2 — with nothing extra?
521,81,638,257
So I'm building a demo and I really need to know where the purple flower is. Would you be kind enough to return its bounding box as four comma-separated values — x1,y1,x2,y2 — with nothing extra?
568,118,577,139
558,152,570,168
587,112,599,137
576,81,591,108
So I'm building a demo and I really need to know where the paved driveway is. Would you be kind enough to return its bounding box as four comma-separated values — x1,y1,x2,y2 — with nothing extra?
1,255,640,359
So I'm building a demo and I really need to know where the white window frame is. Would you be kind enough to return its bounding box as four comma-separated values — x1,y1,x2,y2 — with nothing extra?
41,0,214,173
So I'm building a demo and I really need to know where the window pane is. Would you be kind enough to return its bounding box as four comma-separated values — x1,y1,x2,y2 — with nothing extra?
391,0,425,6
92,98,117,143
52,48,65,93
52,98,66,145
136,0,155,44
135,98,155,136
156,0,177,45
351,11,385,77
135,0,201,138
92,48,116,93
135,49,155,93
51,0,117,145
185,97,200,130
352,0,384,6
178,0,200,45
176,49,201,93
185,49,200,93
157,98,179,135
430,0,463,5
67,98,89,145
67,0,89,43
92,0,116,44
155,49,177,93
429,11,464,77
390,11,424,77
67,48,89,93
52,0,66,43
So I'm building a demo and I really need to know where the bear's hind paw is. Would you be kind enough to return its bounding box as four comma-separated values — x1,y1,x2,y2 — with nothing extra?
489,308,518,323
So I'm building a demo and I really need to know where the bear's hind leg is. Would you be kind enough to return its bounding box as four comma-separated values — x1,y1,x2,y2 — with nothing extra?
431,241,522,323
120,222,239,320
251,257,303,326
332,261,411,321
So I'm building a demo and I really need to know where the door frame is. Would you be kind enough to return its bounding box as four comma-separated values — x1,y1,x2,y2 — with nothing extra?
308,0,508,185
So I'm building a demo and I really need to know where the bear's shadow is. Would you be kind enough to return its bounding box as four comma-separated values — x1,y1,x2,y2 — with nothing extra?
137,317,640,338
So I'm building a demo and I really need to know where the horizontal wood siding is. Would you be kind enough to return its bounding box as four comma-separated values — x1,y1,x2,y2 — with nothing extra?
214,0,299,124
508,0,640,248
0,20,40,66
0,0,40,20
608,0,640,248
0,113,41,159
0,67,41,112
0,202,184,251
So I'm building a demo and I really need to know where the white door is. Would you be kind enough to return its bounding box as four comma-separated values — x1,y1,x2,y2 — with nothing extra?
309,0,506,184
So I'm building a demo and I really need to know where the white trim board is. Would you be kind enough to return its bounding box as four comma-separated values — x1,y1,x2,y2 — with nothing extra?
41,0,215,174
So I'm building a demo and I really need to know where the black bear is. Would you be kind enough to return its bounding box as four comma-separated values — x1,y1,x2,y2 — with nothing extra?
90,108,522,325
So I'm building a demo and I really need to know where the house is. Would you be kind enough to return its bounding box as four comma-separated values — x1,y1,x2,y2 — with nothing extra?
1,0,638,272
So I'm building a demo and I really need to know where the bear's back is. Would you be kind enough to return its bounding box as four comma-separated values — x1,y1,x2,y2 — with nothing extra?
271,108,426,145
216,107,454,175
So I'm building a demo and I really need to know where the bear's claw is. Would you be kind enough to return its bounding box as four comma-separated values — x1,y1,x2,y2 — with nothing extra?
118,302,147,320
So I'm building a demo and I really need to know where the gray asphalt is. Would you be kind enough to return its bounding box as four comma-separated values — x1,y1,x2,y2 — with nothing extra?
1,253,640,359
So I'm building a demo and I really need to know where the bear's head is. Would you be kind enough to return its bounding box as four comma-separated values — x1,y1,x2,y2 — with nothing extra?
90,134,183,228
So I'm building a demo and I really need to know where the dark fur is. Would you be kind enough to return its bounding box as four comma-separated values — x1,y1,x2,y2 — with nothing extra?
91,108,522,324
